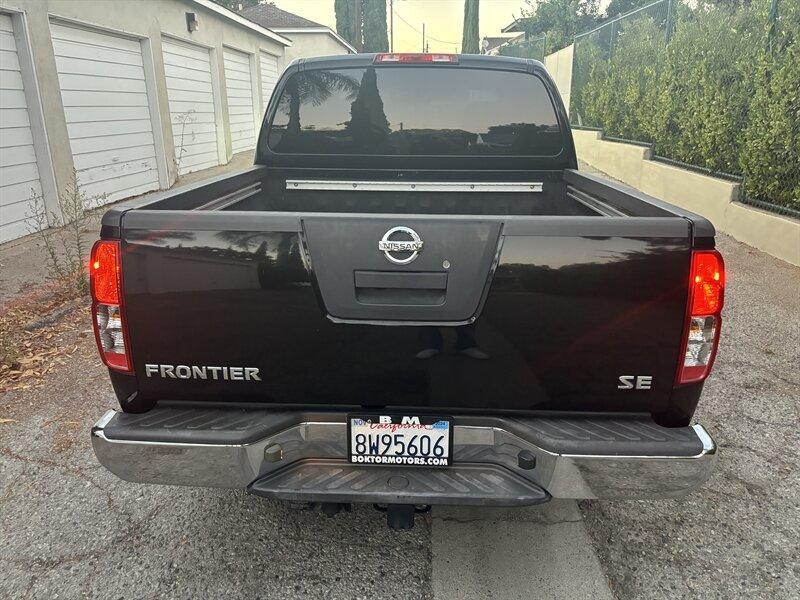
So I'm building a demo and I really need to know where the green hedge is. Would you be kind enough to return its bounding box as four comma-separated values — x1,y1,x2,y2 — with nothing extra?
574,1,799,211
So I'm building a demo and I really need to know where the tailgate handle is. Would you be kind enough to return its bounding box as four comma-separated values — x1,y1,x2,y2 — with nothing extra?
354,271,447,306
354,271,447,290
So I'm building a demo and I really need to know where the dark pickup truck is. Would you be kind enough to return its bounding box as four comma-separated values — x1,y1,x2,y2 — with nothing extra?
89,53,723,529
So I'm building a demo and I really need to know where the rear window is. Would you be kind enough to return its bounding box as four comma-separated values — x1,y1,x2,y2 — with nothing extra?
267,66,563,156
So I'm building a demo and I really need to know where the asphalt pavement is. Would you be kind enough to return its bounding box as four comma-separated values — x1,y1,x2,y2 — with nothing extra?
579,233,799,599
1,203,798,598
0,333,612,599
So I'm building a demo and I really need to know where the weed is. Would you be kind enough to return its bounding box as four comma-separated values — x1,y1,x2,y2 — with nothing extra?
174,109,198,173
24,169,107,298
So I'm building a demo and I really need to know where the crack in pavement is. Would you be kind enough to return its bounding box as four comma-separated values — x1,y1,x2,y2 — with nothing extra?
0,446,124,516
432,515,584,525
430,502,614,600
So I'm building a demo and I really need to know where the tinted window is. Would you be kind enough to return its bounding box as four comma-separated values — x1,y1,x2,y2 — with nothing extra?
267,67,562,156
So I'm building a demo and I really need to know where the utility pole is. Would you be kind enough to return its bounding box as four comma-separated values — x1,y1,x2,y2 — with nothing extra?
389,0,394,52
422,22,425,52
354,0,363,52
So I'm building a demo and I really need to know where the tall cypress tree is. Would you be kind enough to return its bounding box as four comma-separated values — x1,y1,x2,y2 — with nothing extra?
362,0,389,53
335,0,359,48
461,0,480,54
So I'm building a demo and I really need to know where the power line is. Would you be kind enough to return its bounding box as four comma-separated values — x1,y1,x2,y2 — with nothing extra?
394,11,461,46
392,8,460,45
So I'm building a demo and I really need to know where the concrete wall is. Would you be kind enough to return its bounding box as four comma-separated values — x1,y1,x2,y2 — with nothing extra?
0,0,288,228
277,30,352,66
573,129,800,266
543,44,573,113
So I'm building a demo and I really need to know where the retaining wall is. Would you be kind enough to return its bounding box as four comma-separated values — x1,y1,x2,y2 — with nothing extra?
572,129,799,266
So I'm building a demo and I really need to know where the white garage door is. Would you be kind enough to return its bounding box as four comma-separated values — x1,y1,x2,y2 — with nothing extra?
0,14,43,243
162,38,219,176
223,48,256,153
50,22,159,204
259,51,279,115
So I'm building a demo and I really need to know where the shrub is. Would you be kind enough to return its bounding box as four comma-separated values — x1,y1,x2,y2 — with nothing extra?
574,0,799,210
657,6,762,174
578,19,668,141
741,4,800,210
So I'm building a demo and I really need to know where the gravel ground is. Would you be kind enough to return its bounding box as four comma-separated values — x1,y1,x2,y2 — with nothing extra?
1,220,797,598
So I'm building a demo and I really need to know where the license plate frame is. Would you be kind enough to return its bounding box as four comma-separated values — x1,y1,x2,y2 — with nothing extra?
347,414,454,468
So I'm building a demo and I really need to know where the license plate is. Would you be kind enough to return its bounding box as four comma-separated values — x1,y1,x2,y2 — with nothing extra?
348,414,453,467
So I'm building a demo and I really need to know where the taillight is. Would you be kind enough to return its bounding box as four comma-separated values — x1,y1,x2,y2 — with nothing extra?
90,240,132,373
677,250,724,384
373,53,458,64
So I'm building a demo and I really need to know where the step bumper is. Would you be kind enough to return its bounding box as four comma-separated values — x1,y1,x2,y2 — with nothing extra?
91,408,717,503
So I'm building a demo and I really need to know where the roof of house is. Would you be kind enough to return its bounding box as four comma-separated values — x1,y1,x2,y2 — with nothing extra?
501,18,526,33
238,3,325,29
238,3,355,53
482,33,524,53
190,0,291,46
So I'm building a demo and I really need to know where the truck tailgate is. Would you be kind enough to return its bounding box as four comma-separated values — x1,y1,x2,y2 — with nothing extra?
120,211,691,415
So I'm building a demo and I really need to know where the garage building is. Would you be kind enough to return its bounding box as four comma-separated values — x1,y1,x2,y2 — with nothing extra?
0,0,351,243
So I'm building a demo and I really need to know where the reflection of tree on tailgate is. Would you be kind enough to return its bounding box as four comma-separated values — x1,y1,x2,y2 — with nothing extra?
346,67,391,153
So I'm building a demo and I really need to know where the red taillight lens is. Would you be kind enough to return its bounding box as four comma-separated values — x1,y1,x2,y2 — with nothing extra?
91,241,120,304
677,250,725,384
690,251,724,315
374,53,458,64
90,240,132,373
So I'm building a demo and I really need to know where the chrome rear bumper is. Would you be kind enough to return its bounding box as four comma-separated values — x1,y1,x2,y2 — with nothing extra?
91,408,717,503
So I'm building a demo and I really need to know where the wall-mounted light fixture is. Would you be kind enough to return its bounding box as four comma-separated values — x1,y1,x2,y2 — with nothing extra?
186,12,199,33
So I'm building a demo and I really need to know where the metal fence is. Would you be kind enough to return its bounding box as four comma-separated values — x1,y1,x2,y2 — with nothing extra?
568,0,800,216
570,0,671,126
498,35,548,62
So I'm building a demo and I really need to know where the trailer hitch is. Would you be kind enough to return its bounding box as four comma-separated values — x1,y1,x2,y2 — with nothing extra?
374,504,431,530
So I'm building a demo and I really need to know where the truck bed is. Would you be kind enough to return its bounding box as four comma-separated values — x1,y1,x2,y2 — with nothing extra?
103,165,715,223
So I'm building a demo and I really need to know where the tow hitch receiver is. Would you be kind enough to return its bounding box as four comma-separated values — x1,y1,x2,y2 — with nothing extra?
318,502,351,517
375,504,430,530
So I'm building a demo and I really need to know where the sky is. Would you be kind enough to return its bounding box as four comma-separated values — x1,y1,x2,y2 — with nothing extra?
270,0,532,53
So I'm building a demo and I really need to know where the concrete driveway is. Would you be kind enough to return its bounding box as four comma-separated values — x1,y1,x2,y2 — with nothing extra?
1,230,797,596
